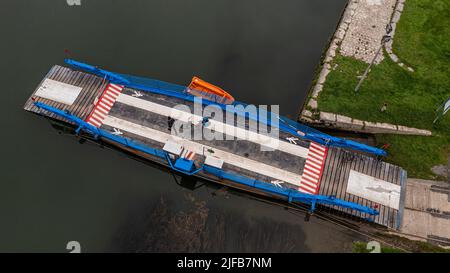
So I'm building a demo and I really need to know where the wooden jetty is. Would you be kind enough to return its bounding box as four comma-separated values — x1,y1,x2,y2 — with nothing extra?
24,61,407,229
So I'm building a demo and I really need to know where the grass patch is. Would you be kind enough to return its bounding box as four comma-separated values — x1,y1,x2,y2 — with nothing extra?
352,241,405,253
317,0,449,179
376,134,448,179
353,232,450,253
352,239,450,253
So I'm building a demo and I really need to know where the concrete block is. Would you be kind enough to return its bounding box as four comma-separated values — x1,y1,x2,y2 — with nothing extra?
363,121,390,133
301,109,313,118
336,29,346,40
320,112,336,122
376,122,398,131
352,119,364,127
334,115,365,131
397,125,432,136
336,114,352,124
307,99,318,109
317,65,331,85
311,84,323,98
392,11,402,23
349,119,364,131
348,1,358,12
300,116,316,123
327,47,336,58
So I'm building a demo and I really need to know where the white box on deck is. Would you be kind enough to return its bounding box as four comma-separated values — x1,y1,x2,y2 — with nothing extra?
35,79,82,105
163,141,183,156
205,156,224,169
347,170,401,210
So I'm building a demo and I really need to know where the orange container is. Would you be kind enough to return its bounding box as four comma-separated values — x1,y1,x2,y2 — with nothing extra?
188,76,234,102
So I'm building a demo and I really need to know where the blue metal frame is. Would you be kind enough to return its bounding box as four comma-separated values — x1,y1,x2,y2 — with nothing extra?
63,59,387,156
34,102,167,159
65,59,130,85
165,153,204,176
33,101,379,216
203,165,378,216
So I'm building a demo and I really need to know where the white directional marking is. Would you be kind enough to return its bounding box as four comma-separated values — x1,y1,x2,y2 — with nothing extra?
286,137,299,145
131,91,144,98
102,115,303,186
271,180,284,187
115,94,309,159
111,128,123,135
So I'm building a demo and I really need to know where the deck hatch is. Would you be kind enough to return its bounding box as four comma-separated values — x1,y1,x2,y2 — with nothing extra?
163,141,183,156
34,79,82,105
347,170,401,210
205,156,224,169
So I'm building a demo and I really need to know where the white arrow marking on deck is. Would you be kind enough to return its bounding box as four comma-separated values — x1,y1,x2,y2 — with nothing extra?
115,94,309,159
271,180,284,187
131,91,144,98
286,137,299,145
111,128,123,135
102,116,303,186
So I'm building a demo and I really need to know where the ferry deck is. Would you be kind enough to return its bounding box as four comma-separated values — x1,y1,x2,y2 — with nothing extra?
23,61,407,229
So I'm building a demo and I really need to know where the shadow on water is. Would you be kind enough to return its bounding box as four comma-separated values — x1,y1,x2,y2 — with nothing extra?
110,172,361,253
113,193,310,253
0,0,364,252
112,171,311,252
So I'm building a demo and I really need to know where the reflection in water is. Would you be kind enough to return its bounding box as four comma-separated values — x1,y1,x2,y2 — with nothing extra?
114,192,309,252
0,0,358,252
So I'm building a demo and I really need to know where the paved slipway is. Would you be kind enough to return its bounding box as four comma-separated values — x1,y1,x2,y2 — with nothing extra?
300,0,431,136
397,179,450,247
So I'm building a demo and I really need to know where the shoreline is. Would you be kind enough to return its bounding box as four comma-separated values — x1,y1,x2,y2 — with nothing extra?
298,0,431,136
297,0,450,248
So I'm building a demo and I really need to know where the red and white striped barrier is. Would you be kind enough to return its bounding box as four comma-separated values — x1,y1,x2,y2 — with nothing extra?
299,142,328,194
181,149,196,160
86,83,123,127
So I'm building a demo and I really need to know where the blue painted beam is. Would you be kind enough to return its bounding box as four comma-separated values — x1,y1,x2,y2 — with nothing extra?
64,59,130,85
203,165,379,216
33,101,166,159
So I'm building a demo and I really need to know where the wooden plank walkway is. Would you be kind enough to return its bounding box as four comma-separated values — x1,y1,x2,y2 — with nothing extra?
23,65,107,123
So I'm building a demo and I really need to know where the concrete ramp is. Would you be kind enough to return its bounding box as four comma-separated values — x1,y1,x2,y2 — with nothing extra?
401,179,450,246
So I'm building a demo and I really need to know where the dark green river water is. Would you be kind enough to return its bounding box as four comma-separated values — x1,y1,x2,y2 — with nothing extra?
0,0,365,252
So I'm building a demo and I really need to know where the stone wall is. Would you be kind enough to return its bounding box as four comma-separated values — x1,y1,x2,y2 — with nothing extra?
302,111,432,136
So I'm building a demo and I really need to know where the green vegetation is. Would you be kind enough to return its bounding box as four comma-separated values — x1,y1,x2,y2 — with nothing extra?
352,241,405,253
353,233,450,253
317,0,449,179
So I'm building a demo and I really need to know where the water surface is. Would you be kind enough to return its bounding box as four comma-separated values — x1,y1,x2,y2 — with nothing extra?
0,0,361,252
